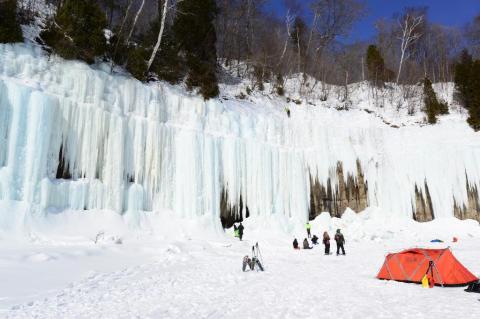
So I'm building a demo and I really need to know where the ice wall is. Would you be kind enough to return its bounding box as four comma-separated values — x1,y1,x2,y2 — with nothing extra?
0,44,479,231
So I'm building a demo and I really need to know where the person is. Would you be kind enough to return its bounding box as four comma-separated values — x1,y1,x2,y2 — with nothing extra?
233,224,239,238
285,107,291,118
306,222,312,238
334,229,345,255
238,222,244,241
303,238,312,249
311,234,319,245
323,231,331,255
293,238,300,250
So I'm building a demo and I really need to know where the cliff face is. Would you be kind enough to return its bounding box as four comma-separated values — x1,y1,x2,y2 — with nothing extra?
309,160,368,219
454,178,480,222
412,182,434,222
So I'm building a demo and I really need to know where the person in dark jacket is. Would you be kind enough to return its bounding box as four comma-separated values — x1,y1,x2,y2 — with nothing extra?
293,238,300,249
323,231,331,255
238,223,244,241
334,229,345,255
311,234,319,245
303,238,312,249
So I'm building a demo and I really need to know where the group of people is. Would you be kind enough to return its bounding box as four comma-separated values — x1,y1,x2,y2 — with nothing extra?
293,222,346,256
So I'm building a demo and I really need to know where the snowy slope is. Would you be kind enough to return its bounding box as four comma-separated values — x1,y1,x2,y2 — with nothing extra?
0,43,480,239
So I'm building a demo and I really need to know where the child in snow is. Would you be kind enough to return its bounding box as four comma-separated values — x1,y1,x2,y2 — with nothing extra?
303,238,312,249
306,222,312,238
311,234,319,245
323,231,331,255
238,223,244,241
334,229,345,255
293,238,300,249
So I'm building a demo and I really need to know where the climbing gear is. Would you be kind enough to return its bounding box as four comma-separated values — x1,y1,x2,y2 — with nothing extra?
242,242,265,272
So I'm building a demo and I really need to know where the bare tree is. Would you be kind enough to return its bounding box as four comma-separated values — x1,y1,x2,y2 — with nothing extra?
126,0,146,44
110,0,134,71
466,15,480,58
147,0,170,72
277,9,295,67
396,12,424,84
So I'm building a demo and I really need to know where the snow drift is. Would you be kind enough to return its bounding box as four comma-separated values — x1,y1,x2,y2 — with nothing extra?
0,43,479,236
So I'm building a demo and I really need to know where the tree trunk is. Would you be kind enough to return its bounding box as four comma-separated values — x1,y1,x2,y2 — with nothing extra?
126,0,145,44
110,0,134,72
147,0,169,72
397,48,405,84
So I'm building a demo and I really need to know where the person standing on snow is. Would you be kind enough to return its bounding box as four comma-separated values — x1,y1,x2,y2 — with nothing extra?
334,229,345,255
238,222,244,241
303,238,312,249
306,222,312,238
323,231,331,255
293,238,300,250
233,224,239,238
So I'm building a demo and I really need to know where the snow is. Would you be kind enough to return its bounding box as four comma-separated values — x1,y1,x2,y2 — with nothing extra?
1,209,479,318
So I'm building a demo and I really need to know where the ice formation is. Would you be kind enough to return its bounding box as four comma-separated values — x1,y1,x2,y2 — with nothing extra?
0,44,479,233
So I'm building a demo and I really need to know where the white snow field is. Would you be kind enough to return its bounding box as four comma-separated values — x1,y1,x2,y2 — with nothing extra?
1,209,480,318
0,43,480,318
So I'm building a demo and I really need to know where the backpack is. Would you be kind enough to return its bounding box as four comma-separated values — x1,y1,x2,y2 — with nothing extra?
465,281,480,293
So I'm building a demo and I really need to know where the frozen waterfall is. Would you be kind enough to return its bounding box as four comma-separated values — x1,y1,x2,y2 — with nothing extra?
0,44,479,233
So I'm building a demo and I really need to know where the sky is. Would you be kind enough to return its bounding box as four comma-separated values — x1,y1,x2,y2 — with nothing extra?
265,0,480,43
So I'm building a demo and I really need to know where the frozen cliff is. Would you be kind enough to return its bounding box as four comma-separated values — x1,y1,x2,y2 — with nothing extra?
0,44,479,236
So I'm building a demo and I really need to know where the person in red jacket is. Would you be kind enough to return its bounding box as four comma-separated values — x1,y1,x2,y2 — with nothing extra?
323,231,331,255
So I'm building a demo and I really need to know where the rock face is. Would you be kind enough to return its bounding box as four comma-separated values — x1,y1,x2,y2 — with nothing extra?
309,160,368,219
412,181,434,222
220,159,480,226
454,178,480,222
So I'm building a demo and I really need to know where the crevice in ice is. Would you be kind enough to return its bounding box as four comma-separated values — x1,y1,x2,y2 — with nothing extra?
55,144,72,180
309,160,368,219
220,188,249,228
412,181,434,222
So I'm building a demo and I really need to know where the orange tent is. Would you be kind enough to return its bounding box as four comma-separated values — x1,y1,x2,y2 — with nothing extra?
377,248,478,286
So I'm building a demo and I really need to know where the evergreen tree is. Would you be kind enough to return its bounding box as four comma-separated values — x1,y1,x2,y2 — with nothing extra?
423,77,448,124
125,45,149,81
0,0,23,44
366,45,390,87
454,49,474,108
466,61,480,131
454,49,480,131
173,0,219,99
40,0,107,64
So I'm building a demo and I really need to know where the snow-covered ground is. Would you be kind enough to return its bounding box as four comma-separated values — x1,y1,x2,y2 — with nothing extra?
1,209,479,318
